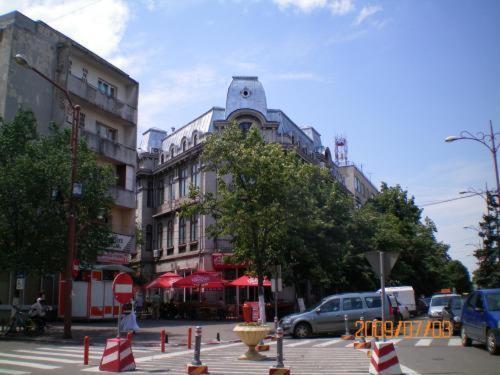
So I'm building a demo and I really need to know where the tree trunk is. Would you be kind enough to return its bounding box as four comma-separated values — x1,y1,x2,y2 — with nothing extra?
257,261,266,324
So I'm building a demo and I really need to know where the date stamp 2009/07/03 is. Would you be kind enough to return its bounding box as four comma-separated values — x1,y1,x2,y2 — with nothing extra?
354,320,453,339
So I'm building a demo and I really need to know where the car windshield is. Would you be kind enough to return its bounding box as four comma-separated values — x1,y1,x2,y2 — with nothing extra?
485,293,500,311
451,297,462,310
431,296,451,307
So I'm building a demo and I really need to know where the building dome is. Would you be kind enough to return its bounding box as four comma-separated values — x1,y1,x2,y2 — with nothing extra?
225,76,267,119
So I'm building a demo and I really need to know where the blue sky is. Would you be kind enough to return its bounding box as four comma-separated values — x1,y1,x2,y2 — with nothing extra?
3,0,500,274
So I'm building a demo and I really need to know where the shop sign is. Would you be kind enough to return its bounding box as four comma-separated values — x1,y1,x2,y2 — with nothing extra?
212,253,245,270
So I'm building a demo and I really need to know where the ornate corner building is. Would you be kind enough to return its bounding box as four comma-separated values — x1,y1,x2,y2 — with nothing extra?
134,76,376,293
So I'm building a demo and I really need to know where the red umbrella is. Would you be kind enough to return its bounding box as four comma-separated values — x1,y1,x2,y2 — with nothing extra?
145,272,182,289
172,270,227,289
229,275,272,287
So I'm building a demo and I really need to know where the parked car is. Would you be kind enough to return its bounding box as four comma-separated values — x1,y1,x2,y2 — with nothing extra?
280,292,395,338
442,295,464,333
428,294,460,320
416,298,430,315
461,289,500,355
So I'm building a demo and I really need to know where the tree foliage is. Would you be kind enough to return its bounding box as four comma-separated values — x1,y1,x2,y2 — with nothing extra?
0,110,115,275
182,123,471,304
472,192,500,288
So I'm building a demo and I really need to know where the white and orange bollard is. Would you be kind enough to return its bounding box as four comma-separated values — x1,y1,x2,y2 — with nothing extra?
369,341,402,375
99,337,136,372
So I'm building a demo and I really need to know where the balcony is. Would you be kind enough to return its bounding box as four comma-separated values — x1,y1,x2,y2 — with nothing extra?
67,74,137,124
109,186,135,209
82,130,136,165
152,196,196,217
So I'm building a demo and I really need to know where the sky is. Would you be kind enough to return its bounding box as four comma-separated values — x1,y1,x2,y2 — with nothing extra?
2,0,500,275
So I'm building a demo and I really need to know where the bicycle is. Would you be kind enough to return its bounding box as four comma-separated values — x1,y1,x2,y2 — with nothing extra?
4,305,35,335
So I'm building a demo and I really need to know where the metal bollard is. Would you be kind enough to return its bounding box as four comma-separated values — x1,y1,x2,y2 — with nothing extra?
216,332,220,342
188,327,192,349
191,326,202,366
161,329,166,353
83,336,89,365
344,314,350,336
275,326,284,368
274,316,278,331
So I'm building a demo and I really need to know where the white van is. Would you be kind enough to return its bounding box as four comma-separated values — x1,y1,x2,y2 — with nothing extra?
379,286,416,314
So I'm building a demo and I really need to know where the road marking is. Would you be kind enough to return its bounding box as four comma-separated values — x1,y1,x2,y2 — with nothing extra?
0,369,29,375
313,339,342,347
0,353,80,364
344,342,355,347
40,347,102,355
15,349,101,360
415,338,432,346
0,359,59,370
388,338,402,345
448,338,461,346
286,340,314,347
401,364,422,374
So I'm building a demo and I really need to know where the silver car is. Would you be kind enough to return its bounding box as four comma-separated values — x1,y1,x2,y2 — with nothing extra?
428,294,461,320
281,292,394,338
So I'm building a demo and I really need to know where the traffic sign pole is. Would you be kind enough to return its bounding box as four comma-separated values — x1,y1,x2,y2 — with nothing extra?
379,251,386,342
112,272,133,339
117,303,122,338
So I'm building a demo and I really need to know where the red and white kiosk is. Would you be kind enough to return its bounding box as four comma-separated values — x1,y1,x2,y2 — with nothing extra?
58,264,134,320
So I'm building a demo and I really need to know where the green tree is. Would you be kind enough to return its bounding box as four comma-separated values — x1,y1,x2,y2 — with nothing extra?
473,192,500,288
182,123,309,320
445,260,472,294
0,110,115,275
353,184,453,296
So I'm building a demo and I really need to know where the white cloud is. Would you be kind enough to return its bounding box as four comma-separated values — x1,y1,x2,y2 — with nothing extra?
354,4,382,26
272,72,322,81
329,0,355,15
139,66,225,133
0,0,130,59
273,0,354,15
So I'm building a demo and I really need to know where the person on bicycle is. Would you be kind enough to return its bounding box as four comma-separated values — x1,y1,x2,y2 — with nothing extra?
29,296,47,332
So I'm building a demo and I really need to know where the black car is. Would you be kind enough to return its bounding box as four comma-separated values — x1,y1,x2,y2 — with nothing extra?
442,295,463,333
416,297,429,315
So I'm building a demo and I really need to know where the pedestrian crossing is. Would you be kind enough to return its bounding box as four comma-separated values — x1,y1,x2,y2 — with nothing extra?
0,337,463,374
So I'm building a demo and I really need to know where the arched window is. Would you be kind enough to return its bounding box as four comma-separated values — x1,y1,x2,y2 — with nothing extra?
239,122,252,133
157,223,163,249
160,154,164,164
193,133,198,146
291,135,295,145
167,220,173,248
170,146,174,158
182,139,187,152
145,225,152,251
179,217,186,244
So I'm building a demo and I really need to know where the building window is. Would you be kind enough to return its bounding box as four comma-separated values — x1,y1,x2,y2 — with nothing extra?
190,162,199,188
157,179,164,205
168,175,175,201
167,220,173,248
239,122,252,133
82,68,88,81
182,139,187,152
190,215,198,242
98,78,116,98
179,217,186,245
156,223,163,249
193,134,198,146
146,180,153,207
145,225,152,251
355,177,362,193
79,112,86,128
179,168,188,197
170,146,174,159
160,154,164,164
291,135,295,145
96,122,117,141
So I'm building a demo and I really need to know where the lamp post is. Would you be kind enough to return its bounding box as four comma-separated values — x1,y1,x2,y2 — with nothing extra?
445,121,500,196
15,53,80,339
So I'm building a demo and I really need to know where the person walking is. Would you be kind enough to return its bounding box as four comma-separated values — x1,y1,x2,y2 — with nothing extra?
152,291,161,320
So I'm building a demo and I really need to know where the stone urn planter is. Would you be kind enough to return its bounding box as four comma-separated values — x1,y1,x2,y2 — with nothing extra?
233,323,271,360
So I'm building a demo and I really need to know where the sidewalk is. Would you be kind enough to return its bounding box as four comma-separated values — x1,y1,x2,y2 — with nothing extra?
0,319,247,346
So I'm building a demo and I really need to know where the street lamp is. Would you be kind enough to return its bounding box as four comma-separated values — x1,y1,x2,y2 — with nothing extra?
15,53,80,339
445,121,500,195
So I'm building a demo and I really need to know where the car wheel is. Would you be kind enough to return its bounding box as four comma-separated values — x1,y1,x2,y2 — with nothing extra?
487,330,499,355
461,327,472,347
293,322,312,339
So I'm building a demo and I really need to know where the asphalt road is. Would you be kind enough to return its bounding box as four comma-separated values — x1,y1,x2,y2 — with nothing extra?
0,333,498,374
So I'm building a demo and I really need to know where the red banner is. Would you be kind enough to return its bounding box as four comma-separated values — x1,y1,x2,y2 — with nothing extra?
212,253,245,270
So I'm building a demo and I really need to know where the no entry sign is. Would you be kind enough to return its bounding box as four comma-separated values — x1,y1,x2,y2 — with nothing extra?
112,272,133,305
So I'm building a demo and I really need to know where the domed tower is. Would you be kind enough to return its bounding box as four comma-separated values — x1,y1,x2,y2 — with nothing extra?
225,76,268,120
